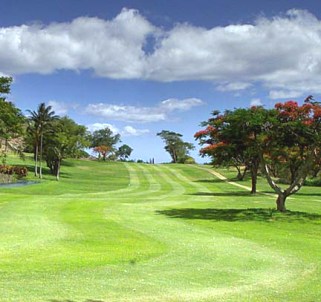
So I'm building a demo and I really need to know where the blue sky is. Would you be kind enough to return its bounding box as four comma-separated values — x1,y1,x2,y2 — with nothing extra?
1,0,321,163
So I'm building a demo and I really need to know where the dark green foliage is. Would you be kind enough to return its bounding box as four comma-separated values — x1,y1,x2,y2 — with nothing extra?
117,144,133,161
0,77,25,164
43,117,90,180
0,76,12,95
90,127,121,149
157,130,194,163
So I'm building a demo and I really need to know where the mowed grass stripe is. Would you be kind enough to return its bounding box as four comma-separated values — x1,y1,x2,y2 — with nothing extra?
101,164,305,302
0,160,320,301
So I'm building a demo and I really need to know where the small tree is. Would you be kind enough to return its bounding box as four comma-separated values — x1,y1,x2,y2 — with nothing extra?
117,144,133,161
157,130,194,163
90,127,121,160
27,103,58,178
93,145,111,161
43,117,90,180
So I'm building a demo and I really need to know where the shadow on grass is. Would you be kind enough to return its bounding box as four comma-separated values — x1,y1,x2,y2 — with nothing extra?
156,208,321,223
23,164,72,180
190,191,253,197
49,299,105,302
296,192,321,197
194,179,226,184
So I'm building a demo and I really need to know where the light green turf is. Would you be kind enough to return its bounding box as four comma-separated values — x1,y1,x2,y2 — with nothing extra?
1,158,321,301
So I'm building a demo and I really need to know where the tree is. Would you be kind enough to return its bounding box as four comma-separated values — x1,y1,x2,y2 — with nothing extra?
195,107,272,193
196,100,321,212
27,103,58,178
0,77,12,95
157,130,194,163
93,145,111,161
260,100,321,211
117,144,133,161
0,77,25,164
43,117,90,180
90,127,121,160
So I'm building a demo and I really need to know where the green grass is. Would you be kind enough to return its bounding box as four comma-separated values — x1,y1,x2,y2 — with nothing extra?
1,158,321,301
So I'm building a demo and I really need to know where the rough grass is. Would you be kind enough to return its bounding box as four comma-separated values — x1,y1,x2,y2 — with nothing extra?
1,157,321,301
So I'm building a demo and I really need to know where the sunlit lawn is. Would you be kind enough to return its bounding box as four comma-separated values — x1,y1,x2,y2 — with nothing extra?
1,157,321,301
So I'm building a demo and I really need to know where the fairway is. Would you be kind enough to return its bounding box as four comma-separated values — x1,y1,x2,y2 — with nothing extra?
1,161,321,301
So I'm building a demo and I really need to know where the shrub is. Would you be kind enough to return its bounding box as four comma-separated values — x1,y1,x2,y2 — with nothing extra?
13,166,28,179
304,178,321,186
184,156,196,164
0,165,28,182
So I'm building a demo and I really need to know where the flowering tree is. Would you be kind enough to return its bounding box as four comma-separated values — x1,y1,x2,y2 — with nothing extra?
195,107,271,193
261,100,321,211
93,145,111,161
196,99,321,212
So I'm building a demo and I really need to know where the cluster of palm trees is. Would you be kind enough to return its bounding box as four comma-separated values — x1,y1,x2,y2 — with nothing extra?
27,103,57,179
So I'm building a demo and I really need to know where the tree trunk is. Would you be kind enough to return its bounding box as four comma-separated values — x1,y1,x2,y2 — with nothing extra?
250,164,258,194
236,166,248,181
39,133,43,179
34,143,39,177
276,193,287,212
56,160,61,181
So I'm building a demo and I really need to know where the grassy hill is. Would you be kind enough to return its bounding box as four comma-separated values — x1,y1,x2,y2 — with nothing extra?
1,157,321,301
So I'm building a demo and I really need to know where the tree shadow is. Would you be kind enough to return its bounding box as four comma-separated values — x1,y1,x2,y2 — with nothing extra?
190,191,254,197
49,299,105,302
156,208,321,223
296,192,321,197
194,179,226,184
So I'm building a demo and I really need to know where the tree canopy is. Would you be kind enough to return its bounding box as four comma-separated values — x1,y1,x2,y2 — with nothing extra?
195,100,321,212
157,130,194,163
0,77,25,164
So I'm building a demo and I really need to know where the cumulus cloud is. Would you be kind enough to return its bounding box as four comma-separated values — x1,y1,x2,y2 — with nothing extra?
86,123,149,137
250,98,263,106
122,126,150,136
160,98,204,111
86,123,119,133
0,8,155,78
85,98,204,123
217,82,252,92
1,9,321,96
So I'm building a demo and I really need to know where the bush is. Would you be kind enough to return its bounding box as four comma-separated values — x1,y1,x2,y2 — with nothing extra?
0,165,28,182
304,178,321,186
184,156,196,164
13,166,28,179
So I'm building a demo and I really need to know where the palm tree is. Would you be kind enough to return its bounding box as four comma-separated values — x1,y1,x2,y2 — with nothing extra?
27,103,57,178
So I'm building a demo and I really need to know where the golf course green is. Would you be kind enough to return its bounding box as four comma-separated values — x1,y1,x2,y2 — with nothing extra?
1,158,321,301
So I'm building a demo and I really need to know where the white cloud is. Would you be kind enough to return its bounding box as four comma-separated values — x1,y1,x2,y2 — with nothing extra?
86,123,149,137
85,98,204,123
86,123,119,133
160,98,204,111
47,101,69,115
47,100,79,116
1,9,321,96
0,8,155,78
269,90,304,100
122,126,150,136
86,103,166,123
217,82,252,92
250,98,263,106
